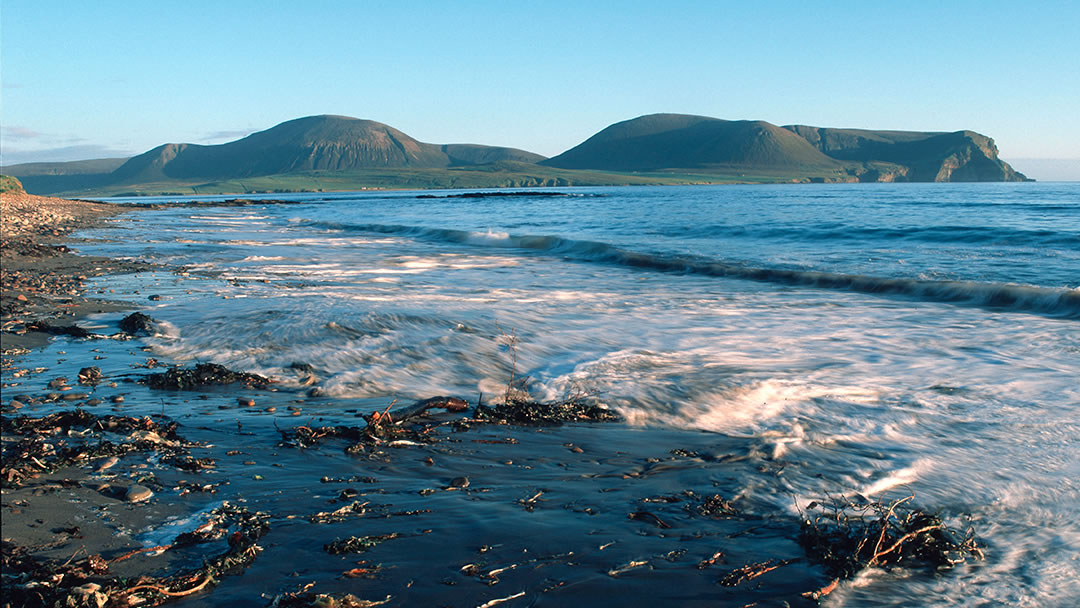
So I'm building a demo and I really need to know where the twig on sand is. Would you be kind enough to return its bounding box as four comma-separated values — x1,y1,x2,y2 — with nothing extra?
801,578,840,601
719,558,797,587
110,544,174,564
121,574,213,598
477,591,526,608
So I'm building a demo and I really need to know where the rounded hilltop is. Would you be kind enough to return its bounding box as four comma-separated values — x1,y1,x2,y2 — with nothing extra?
109,114,546,183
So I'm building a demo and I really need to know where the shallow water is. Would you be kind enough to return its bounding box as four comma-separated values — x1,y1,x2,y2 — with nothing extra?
11,183,1079,605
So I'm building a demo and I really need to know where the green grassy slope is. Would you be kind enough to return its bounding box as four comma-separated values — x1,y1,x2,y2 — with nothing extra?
1,174,26,194
543,114,843,172
80,162,777,197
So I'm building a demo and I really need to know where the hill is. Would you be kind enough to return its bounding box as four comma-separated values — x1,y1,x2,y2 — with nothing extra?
109,116,546,182
6,116,547,195
545,113,1027,182
542,114,842,172
4,113,1030,196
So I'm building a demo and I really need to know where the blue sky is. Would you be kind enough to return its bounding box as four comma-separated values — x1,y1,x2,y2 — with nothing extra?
2,1,1078,178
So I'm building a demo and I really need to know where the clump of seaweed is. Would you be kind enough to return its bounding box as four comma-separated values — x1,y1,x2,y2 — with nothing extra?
694,493,739,518
269,587,392,608
1,502,270,608
26,320,95,338
473,396,620,426
0,410,188,488
473,327,619,426
145,363,272,390
798,494,983,580
118,311,160,336
279,419,435,455
323,533,401,554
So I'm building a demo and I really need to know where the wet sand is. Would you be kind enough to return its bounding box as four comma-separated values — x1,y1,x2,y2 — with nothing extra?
1,192,976,607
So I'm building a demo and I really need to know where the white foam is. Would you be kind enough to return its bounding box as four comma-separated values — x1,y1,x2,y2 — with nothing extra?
860,461,925,497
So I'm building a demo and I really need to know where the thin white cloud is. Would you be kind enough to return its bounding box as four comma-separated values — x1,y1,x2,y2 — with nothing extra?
2,126,42,140
0,144,134,166
201,129,256,143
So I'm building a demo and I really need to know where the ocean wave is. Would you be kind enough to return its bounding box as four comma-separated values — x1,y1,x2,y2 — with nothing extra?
307,220,1080,319
651,223,1080,247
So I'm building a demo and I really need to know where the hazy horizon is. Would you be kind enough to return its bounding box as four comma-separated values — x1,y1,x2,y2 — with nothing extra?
2,2,1078,179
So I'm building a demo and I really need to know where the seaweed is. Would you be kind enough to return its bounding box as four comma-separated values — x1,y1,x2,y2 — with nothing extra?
472,327,619,425
268,588,392,608
694,493,738,518
118,312,159,336
26,320,94,338
323,534,401,554
145,363,272,390
1,502,270,608
719,558,799,587
1,410,188,488
473,397,620,426
798,494,983,580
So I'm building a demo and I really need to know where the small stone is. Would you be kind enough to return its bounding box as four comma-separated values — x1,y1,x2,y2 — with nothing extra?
111,395,125,403
16,294,28,302
95,456,119,472
85,398,102,406
448,476,470,489
125,484,154,503
238,397,255,407
63,392,90,401
78,367,102,385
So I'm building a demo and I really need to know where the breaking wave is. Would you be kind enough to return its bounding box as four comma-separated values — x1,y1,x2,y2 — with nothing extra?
307,221,1080,319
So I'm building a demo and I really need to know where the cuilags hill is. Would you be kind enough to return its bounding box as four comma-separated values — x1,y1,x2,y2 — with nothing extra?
2,113,1028,196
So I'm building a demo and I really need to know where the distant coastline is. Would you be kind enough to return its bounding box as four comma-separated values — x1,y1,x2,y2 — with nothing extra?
3,113,1031,198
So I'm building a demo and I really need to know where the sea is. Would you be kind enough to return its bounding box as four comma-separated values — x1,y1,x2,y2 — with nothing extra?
39,183,1080,605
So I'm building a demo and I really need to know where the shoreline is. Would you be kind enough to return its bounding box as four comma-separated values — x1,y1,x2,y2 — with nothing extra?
1,191,151,352
0,191,985,607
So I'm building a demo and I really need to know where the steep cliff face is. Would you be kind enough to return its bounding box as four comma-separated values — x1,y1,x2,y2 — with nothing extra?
784,125,1027,182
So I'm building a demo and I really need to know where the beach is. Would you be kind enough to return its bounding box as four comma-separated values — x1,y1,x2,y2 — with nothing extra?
1,191,145,351
2,185,1076,607
1,191,834,607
